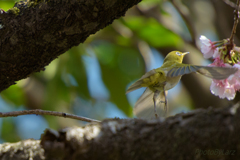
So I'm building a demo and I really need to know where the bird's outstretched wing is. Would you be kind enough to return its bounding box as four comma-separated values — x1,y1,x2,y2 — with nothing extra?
126,69,157,94
167,64,238,80
133,88,167,119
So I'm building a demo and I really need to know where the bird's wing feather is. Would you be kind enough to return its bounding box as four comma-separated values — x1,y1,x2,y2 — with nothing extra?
134,88,167,119
126,69,156,94
167,64,237,80
197,66,237,79
167,65,201,77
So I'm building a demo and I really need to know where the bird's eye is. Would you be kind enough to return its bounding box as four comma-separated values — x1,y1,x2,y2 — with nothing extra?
176,52,181,56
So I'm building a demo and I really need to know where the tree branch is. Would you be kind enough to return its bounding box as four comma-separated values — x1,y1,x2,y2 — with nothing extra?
0,0,141,92
229,0,240,44
0,109,100,122
170,0,196,45
222,0,238,8
1,104,240,160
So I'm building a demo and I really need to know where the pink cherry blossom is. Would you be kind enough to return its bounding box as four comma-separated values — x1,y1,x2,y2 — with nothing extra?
212,47,220,58
233,66,240,90
233,46,240,53
210,79,236,100
228,64,240,91
209,59,238,100
199,35,218,59
208,58,231,67
199,35,240,100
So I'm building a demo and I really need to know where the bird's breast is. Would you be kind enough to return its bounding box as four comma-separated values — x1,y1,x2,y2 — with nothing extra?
164,75,182,90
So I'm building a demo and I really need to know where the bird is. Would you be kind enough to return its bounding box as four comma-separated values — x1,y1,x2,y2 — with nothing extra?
126,51,238,119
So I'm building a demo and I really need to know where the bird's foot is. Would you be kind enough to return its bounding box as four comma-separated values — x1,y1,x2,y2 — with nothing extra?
160,100,167,105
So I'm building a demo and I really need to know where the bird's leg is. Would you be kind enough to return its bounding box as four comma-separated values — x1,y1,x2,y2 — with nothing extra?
153,91,160,118
163,90,167,116
160,90,168,117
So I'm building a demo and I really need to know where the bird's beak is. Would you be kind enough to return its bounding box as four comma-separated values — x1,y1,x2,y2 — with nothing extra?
182,52,189,56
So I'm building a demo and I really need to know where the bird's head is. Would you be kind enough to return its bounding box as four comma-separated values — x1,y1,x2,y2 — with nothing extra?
163,51,189,63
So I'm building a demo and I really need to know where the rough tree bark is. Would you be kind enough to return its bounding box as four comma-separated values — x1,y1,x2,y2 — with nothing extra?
1,1,240,160
0,0,141,91
1,104,240,160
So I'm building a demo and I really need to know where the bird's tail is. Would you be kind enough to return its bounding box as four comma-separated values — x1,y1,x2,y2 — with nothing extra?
133,88,167,119
126,79,143,94
126,69,157,94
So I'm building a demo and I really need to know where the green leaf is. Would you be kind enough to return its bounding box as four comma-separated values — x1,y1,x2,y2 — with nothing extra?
1,118,20,142
94,42,145,116
0,1,15,11
66,46,90,99
43,45,90,110
1,84,26,106
123,17,183,47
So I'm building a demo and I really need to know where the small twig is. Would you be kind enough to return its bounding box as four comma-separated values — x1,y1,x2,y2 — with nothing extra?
0,109,101,123
170,0,196,46
229,0,240,44
222,0,238,8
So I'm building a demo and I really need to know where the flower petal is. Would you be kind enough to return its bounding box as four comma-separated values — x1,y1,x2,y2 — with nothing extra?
199,35,216,59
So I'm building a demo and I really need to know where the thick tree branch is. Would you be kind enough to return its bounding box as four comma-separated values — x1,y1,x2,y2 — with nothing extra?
1,104,240,160
0,0,141,92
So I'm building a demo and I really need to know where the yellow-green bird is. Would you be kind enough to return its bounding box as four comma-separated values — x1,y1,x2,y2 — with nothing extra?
126,51,238,119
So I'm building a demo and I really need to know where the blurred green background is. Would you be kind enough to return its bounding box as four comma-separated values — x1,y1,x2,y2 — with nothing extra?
0,0,239,143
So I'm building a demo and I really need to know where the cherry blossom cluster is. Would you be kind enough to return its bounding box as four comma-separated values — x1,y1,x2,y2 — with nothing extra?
0,9,5,14
199,35,240,100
